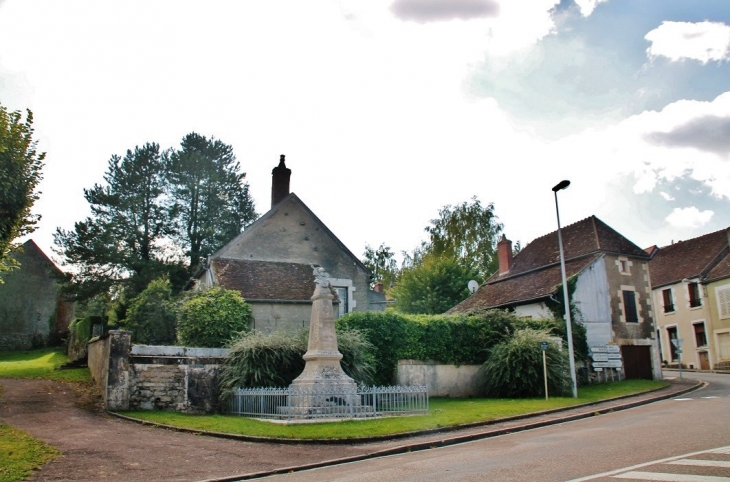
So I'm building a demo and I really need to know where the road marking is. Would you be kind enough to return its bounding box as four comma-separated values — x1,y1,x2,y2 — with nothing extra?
673,398,693,401
702,396,719,399
567,445,730,481
669,459,730,468
614,472,730,481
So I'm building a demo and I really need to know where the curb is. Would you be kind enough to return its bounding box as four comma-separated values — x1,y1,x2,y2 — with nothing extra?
196,380,703,481
109,380,692,446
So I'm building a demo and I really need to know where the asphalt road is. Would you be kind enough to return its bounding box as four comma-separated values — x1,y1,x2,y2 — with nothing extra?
264,371,730,482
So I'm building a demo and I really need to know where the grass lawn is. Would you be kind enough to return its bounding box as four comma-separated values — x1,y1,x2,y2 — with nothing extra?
124,379,668,440
0,423,59,482
0,348,90,383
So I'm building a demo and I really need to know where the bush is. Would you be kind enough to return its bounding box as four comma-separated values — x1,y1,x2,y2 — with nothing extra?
218,327,376,397
121,278,177,345
177,287,252,347
482,328,571,398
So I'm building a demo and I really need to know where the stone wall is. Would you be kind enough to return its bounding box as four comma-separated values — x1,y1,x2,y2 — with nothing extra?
397,359,485,397
86,330,228,413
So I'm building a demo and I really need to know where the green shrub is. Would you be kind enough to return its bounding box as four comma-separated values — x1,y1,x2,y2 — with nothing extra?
70,315,101,343
177,287,252,347
482,328,571,398
121,277,177,345
218,327,376,397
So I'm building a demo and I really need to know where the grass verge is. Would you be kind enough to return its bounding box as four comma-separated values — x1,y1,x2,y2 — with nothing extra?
0,423,59,482
0,348,90,383
123,379,667,440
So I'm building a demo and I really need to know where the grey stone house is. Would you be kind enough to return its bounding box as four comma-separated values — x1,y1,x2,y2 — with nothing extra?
0,240,74,350
192,155,385,333
448,216,661,380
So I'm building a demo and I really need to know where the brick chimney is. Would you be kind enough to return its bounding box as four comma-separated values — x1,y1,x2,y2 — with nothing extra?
373,280,384,293
497,234,513,275
271,154,291,208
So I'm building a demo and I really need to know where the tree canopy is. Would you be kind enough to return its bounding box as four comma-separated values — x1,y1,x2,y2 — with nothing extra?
0,104,45,280
166,133,257,271
362,242,398,290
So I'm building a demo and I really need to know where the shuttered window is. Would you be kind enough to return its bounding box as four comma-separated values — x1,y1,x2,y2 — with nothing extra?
718,285,730,319
623,290,639,323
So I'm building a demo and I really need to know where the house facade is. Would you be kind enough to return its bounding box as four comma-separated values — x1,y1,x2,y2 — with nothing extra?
0,240,74,351
192,155,385,333
449,216,661,380
648,228,730,370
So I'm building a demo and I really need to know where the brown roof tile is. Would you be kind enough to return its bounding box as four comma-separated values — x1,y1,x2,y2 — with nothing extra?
212,259,318,301
707,254,730,282
649,228,729,288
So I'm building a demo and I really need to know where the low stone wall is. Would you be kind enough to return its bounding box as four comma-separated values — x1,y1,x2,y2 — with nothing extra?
397,359,485,398
86,330,228,413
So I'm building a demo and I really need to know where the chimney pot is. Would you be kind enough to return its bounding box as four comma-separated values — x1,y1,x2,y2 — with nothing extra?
271,154,291,208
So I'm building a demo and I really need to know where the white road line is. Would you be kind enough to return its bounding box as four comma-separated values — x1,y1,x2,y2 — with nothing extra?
613,472,730,481
566,445,730,481
669,459,730,468
673,398,693,401
702,396,720,399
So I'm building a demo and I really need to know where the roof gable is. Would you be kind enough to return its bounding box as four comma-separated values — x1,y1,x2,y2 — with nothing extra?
649,227,730,287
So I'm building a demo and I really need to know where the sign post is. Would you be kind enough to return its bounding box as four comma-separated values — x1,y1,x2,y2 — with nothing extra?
540,341,549,400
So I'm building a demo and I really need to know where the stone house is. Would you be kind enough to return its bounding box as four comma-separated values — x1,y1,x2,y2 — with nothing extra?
0,239,74,350
448,216,661,380
192,155,385,333
648,227,730,370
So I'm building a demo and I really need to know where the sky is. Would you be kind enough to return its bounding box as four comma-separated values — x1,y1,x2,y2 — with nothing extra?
1,0,729,267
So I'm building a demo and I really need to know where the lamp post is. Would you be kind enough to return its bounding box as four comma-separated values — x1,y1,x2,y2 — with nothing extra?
552,180,578,398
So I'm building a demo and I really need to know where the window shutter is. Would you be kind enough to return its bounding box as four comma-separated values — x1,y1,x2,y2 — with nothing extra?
718,286,730,319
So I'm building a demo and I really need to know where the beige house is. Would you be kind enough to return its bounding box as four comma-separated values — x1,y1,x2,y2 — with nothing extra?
649,227,730,370
192,155,385,333
449,216,661,380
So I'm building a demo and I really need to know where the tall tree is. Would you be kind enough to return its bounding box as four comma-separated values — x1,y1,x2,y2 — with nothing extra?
423,196,502,280
54,143,178,299
166,133,257,270
0,104,45,280
362,243,399,289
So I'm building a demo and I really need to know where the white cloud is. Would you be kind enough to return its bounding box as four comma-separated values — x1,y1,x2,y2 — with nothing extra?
665,207,714,228
659,191,674,201
573,0,609,17
645,21,730,64
390,0,499,23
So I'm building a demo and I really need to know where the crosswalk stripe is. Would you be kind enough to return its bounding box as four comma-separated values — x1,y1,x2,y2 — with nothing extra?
613,471,730,481
668,459,730,468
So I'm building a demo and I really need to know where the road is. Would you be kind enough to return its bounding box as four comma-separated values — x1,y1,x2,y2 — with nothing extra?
264,372,730,481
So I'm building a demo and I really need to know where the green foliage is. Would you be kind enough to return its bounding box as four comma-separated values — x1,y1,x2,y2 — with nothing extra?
121,277,177,345
218,328,375,397
338,310,583,387
362,243,399,290
424,196,503,279
0,348,91,383
390,256,477,314
0,104,45,282
70,316,99,344
53,143,177,301
166,133,258,271
177,287,252,347
482,328,571,398
0,423,60,481
546,275,589,360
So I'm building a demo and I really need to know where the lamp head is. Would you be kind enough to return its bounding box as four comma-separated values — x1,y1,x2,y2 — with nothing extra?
552,180,571,192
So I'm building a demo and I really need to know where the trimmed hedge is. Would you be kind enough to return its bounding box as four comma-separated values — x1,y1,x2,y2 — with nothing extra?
337,310,587,386
177,287,252,348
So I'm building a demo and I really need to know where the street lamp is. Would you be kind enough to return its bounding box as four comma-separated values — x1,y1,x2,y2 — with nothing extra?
552,180,578,398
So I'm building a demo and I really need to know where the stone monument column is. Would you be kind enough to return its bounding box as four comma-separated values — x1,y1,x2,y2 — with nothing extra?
290,267,356,392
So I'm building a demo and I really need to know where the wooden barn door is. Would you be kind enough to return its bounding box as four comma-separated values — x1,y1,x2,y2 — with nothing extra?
621,345,653,380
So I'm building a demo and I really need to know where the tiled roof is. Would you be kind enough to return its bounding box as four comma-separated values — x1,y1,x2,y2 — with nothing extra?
447,255,600,313
448,215,646,314
707,254,730,282
212,258,319,301
648,228,729,288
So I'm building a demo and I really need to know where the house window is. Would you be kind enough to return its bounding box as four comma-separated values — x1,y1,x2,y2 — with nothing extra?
662,289,674,313
617,258,631,275
717,285,730,319
667,326,678,361
693,322,707,347
334,287,349,317
622,290,639,323
688,282,702,308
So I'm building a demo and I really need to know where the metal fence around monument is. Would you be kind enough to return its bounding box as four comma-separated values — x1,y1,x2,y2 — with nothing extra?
228,385,429,420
